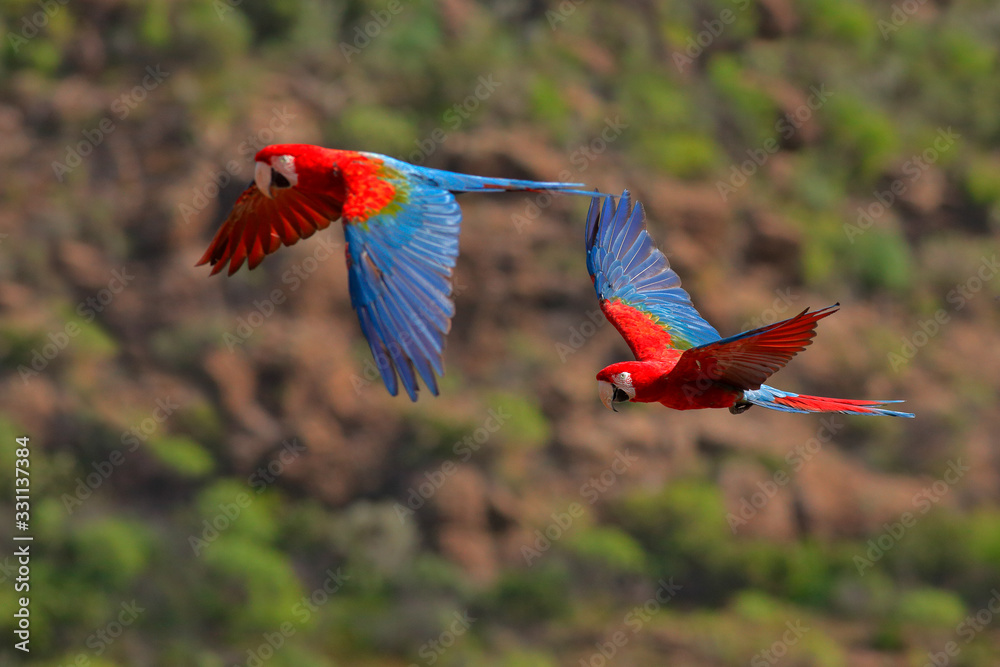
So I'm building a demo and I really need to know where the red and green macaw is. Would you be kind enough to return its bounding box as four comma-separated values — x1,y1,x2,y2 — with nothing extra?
198,144,594,400
585,191,913,417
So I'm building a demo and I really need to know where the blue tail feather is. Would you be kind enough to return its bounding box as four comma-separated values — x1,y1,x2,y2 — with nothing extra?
743,385,914,418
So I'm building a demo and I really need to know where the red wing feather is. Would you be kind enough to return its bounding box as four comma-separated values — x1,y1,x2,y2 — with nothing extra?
673,305,839,390
600,298,678,362
197,184,344,276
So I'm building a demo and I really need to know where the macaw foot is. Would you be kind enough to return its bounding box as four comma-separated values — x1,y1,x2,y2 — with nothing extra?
729,401,752,415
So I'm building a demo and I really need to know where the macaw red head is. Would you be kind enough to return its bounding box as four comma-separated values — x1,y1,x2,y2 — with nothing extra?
596,364,637,412
253,144,345,199
253,145,302,199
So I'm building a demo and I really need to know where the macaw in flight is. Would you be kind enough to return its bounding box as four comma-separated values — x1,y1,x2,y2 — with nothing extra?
585,191,913,418
198,144,596,400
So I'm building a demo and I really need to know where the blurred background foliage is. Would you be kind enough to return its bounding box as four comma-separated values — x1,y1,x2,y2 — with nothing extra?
0,0,999,665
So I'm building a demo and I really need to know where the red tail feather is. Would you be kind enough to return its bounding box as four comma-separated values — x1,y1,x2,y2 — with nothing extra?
773,394,893,414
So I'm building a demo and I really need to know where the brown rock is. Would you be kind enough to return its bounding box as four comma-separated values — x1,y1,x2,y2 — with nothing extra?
0,281,34,311
742,209,802,277
0,376,61,442
433,464,489,526
640,178,732,257
56,241,111,290
203,348,281,446
0,106,30,163
899,165,947,214
757,0,799,38
432,465,499,583
720,459,798,540
439,525,497,584
796,449,927,538
50,75,107,122
765,79,824,148
437,0,476,36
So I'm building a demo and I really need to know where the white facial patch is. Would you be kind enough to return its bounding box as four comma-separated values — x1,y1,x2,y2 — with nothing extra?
271,154,298,187
615,371,636,399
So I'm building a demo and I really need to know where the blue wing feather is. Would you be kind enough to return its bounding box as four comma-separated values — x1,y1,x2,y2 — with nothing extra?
344,183,462,400
345,154,608,400
585,191,721,352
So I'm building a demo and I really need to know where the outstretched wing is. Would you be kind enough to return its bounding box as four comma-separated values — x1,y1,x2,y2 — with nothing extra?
343,164,461,401
672,305,839,391
197,184,343,276
585,191,720,361
345,153,602,400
